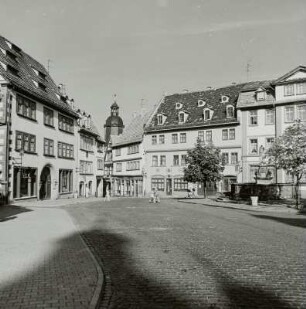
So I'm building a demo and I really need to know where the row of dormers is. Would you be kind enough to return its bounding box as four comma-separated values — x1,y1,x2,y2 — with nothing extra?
175,96,230,110
157,105,235,125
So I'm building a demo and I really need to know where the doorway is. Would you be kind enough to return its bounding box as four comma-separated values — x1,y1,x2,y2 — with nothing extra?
40,166,51,200
166,178,172,195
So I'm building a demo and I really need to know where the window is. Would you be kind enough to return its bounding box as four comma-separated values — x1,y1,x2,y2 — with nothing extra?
229,129,235,140
15,131,36,153
266,137,275,149
226,106,234,118
116,162,122,172
222,129,228,140
250,139,258,154
249,110,258,125
44,107,54,126
178,112,185,123
152,155,158,167
206,130,212,142
16,95,36,120
284,84,294,96
198,100,205,107
180,133,186,143
176,102,182,109
296,83,306,95
80,135,93,151
221,95,229,103
174,178,188,191
173,155,179,166
58,142,74,159
198,131,204,142
59,169,73,193
160,155,166,167
151,178,165,191
285,106,294,123
126,160,140,171
157,114,163,125
115,148,121,156
152,135,157,145
265,109,275,125
44,138,54,156
181,154,187,165
97,159,103,170
297,105,306,121
256,91,265,101
231,152,238,164
58,114,74,133
204,109,211,121
80,160,93,174
172,133,178,144
128,144,139,154
159,135,165,144
222,153,229,165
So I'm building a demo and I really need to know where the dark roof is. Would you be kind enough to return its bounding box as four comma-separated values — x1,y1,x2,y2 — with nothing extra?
112,109,153,147
145,83,248,132
240,80,274,92
0,35,78,118
105,115,124,127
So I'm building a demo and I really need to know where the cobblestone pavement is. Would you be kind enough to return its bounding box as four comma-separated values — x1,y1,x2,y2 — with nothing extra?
66,198,306,309
0,205,100,309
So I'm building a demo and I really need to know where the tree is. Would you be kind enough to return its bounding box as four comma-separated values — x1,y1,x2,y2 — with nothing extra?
183,139,224,198
264,121,306,209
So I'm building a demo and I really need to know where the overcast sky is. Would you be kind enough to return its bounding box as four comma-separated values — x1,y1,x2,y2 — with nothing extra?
1,0,306,132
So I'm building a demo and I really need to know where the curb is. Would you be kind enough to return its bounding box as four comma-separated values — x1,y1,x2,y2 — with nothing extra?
65,211,105,309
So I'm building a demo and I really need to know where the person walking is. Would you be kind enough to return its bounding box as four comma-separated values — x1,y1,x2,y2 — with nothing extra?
154,188,160,203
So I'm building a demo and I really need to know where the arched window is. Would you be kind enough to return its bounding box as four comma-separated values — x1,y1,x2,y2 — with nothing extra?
226,105,234,118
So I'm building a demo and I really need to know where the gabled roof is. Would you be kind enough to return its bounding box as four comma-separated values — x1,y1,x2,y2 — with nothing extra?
0,35,78,117
240,80,274,92
112,109,153,147
145,83,248,132
273,65,306,85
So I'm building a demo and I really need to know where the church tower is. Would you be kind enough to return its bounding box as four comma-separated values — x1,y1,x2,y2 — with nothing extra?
104,96,124,144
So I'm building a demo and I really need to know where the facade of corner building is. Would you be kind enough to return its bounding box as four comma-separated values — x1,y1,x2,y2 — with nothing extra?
111,111,152,197
143,84,246,198
76,110,105,198
237,66,306,196
0,35,79,203
236,80,277,184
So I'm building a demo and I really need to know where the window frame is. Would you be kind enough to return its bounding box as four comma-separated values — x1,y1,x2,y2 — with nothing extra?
265,109,275,125
180,133,186,143
152,135,157,145
43,138,54,156
172,133,178,144
58,141,74,159
160,155,166,167
43,107,54,127
284,84,294,96
284,106,295,123
15,131,36,154
159,135,165,144
173,155,179,166
16,94,36,121
58,114,74,134
249,110,258,126
249,138,258,155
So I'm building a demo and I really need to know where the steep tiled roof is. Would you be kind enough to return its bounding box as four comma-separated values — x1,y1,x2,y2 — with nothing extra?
240,80,274,92
112,109,153,147
273,65,306,85
145,83,248,132
0,35,78,117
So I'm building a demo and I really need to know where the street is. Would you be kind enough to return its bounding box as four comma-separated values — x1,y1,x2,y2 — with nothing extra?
66,198,306,309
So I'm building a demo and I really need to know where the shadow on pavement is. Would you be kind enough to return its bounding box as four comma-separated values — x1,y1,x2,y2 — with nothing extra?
82,228,294,309
0,205,32,223
0,232,97,308
250,213,306,228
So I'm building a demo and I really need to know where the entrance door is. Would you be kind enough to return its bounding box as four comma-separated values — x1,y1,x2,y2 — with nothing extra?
166,178,172,195
40,166,51,200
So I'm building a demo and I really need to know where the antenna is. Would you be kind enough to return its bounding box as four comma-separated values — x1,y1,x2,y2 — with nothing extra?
47,59,52,73
246,59,252,81
140,98,145,109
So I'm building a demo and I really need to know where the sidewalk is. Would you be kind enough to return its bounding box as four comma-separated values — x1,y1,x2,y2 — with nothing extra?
179,197,302,214
0,203,103,309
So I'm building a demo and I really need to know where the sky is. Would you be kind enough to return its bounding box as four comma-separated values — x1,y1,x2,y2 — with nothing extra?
1,0,306,134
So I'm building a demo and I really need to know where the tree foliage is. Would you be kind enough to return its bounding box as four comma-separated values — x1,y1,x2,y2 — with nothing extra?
183,139,224,198
264,121,306,208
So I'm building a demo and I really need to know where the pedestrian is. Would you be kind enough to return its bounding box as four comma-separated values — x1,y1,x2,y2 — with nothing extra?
150,188,156,203
154,188,160,203
186,188,192,198
104,187,111,202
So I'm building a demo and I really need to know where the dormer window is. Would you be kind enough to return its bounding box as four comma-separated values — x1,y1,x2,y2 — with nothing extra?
175,102,182,109
256,91,265,101
7,64,19,76
178,111,188,123
198,100,206,107
33,80,46,91
6,50,17,62
203,108,213,121
226,105,235,118
221,95,229,103
157,114,166,125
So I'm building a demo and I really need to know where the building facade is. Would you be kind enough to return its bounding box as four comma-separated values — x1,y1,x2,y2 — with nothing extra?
111,111,151,197
76,110,105,198
144,84,247,197
0,35,79,202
